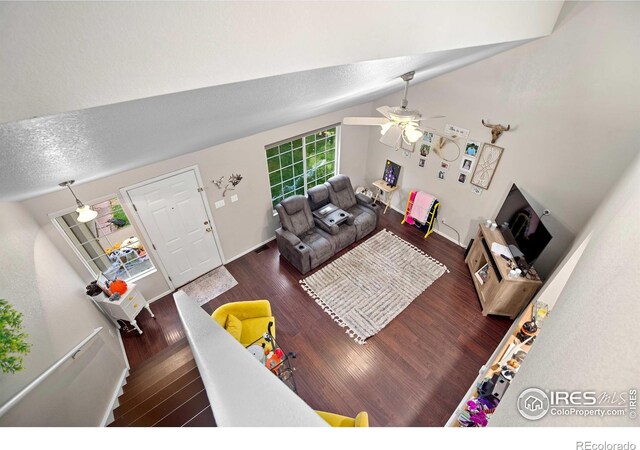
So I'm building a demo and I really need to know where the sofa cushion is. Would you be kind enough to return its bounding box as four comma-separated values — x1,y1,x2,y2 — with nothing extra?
225,314,243,341
301,230,335,268
346,204,377,240
307,184,331,211
275,195,314,236
327,175,357,210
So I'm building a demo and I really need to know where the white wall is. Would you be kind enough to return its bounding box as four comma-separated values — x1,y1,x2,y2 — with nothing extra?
0,202,126,426
21,103,373,300
490,148,640,426
363,1,640,278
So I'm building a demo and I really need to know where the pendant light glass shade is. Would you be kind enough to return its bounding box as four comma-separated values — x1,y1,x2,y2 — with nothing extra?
59,180,97,223
403,123,424,143
76,204,98,222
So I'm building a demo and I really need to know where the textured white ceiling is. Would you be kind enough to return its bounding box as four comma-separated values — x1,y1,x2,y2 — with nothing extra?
0,2,564,201
0,40,534,201
0,1,563,123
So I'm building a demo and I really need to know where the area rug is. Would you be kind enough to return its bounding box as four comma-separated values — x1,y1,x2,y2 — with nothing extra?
181,266,238,306
300,229,448,344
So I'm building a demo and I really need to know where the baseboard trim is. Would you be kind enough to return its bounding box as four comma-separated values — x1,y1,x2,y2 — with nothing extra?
225,237,277,264
101,367,128,427
147,290,173,304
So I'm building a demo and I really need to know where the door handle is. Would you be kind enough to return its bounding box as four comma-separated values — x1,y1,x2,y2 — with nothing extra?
205,227,212,232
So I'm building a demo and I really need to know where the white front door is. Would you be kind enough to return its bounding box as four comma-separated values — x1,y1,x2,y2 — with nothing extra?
127,169,222,287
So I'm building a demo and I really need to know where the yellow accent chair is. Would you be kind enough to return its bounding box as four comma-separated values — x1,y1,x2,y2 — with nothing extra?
211,300,275,347
316,410,369,427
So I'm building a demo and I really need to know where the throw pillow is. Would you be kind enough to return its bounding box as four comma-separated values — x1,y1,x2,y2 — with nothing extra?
225,314,243,341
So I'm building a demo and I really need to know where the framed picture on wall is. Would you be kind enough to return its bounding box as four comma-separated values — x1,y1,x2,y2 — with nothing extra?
470,143,504,190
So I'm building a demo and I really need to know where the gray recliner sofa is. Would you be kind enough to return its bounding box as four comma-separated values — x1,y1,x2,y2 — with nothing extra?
326,174,379,240
275,195,335,274
275,175,379,274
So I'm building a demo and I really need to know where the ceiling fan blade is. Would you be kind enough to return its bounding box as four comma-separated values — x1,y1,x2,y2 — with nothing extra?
343,117,389,126
376,105,393,120
379,124,402,148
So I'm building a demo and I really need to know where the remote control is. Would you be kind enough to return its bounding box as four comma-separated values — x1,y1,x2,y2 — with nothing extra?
499,254,511,262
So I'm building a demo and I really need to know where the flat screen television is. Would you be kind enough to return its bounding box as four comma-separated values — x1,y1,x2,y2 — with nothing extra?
383,160,401,187
495,184,552,266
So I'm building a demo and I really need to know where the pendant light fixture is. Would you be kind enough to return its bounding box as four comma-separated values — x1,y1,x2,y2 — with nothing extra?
59,180,98,223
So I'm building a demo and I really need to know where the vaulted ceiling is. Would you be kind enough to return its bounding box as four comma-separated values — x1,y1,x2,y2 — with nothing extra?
0,1,563,201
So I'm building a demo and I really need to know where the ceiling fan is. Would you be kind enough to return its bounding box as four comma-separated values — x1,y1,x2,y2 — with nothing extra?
343,71,444,149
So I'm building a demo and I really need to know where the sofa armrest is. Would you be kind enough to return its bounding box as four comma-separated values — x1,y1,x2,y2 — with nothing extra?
276,228,302,246
211,299,273,324
355,193,373,206
275,228,312,274
314,218,339,235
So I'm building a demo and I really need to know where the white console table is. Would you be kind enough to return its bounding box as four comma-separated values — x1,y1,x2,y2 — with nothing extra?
98,283,154,334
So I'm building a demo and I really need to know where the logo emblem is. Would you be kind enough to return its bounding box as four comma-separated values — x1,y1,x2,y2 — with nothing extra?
517,388,550,420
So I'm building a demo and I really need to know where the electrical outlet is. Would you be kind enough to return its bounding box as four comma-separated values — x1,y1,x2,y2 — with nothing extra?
231,194,238,203
215,199,225,209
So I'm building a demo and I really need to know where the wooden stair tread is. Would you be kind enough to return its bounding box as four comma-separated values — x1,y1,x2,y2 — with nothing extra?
124,344,194,393
153,389,211,427
113,362,199,421
182,406,216,427
127,377,206,427
128,338,189,374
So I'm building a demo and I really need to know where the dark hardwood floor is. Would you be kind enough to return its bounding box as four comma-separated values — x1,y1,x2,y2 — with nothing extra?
121,207,512,426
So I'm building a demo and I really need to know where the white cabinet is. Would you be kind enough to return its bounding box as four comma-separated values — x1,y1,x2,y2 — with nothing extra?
98,283,154,334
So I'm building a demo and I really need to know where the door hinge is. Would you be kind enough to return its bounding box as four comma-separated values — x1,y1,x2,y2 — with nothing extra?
197,187,204,192
151,243,157,250
132,203,138,212
168,276,173,282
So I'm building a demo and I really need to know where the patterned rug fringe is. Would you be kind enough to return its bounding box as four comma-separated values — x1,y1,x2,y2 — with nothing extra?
299,280,367,345
384,228,450,273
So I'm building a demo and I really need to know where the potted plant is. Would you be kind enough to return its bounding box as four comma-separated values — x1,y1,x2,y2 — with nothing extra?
0,299,31,374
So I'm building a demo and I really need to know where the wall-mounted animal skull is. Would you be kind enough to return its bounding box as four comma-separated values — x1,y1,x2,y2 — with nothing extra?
482,120,511,143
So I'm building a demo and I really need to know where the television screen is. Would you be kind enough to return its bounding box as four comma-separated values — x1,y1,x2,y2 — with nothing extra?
495,184,552,264
383,160,401,187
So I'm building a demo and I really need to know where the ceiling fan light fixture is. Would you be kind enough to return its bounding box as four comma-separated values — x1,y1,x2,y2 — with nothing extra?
380,122,394,135
404,124,424,143
388,107,420,123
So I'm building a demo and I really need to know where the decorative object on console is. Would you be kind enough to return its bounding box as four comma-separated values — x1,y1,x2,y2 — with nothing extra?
109,279,128,295
470,143,503,190
482,119,511,143
382,159,401,186
300,229,447,344
97,283,154,334
58,180,98,223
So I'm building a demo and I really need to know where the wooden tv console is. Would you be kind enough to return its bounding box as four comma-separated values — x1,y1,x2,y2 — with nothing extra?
465,225,543,319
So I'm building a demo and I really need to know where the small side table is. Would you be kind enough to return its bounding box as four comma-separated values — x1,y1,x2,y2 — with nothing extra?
99,283,155,334
372,179,400,214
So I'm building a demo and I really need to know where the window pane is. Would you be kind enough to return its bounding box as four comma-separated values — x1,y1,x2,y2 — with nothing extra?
266,146,279,158
292,138,303,149
279,142,292,152
280,151,293,167
267,156,280,173
282,183,295,196
327,135,335,148
293,162,304,177
317,165,327,178
316,139,327,154
306,141,316,157
281,165,294,182
306,155,317,169
295,188,304,196
269,170,282,186
292,148,303,163
326,161,335,175
270,183,283,198
326,148,335,162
